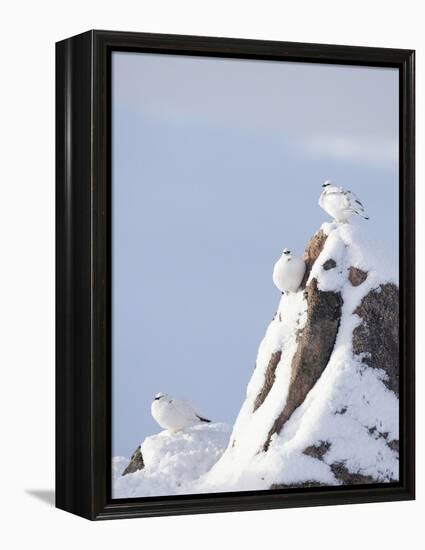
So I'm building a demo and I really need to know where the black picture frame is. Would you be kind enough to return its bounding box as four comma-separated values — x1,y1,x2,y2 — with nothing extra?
56,29,415,520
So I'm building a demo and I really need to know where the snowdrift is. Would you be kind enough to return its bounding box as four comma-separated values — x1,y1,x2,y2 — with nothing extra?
112,423,230,498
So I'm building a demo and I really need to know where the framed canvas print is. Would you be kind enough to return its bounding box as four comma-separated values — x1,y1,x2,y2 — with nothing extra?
56,30,415,520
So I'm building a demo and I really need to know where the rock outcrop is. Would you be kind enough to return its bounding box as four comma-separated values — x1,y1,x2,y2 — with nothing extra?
122,446,145,476
201,222,399,492
263,278,343,450
348,266,368,286
253,351,282,412
114,222,400,497
300,229,328,288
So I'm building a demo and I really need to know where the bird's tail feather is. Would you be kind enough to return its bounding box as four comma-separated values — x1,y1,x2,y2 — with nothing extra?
197,415,211,423
345,207,369,220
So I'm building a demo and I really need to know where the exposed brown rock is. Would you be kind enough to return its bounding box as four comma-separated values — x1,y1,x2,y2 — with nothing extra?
348,266,368,286
330,462,377,485
323,259,336,271
303,441,331,460
353,283,399,396
263,278,343,451
300,230,328,288
122,446,144,476
272,460,390,489
253,351,282,412
270,481,328,489
271,462,389,489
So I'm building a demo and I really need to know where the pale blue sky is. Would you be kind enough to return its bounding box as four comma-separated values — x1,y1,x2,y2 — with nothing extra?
112,52,399,456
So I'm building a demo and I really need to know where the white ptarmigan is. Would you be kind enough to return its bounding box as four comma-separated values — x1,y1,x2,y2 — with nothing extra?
151,393,211,432
272,249,306,293
319,180,369,223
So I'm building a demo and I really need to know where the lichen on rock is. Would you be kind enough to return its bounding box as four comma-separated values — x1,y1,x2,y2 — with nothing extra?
353,283,399,396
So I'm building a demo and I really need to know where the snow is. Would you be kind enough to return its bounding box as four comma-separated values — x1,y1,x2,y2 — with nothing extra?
112,221,399,497
204,291,308,477
112,423,230,498
111,456,130,478
319,222,398,286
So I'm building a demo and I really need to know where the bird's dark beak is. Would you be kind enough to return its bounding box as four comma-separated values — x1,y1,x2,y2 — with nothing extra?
154,396,160,400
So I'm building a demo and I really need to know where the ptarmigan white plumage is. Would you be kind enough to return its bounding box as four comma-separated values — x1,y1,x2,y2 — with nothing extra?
272,249,306,293
319,180,369,223
151,393,211,432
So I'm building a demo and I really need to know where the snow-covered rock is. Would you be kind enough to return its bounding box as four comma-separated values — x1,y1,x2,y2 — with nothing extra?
198,222,399,492
112,423,230,498
113,222,399,497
